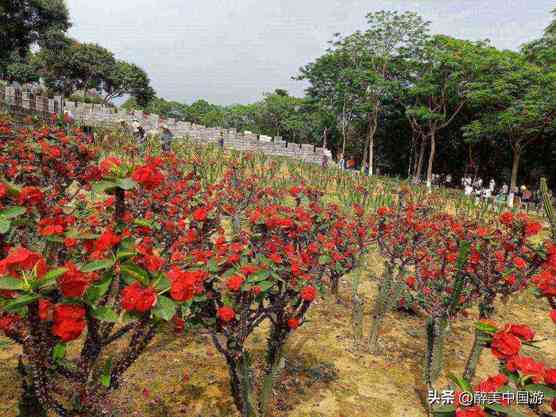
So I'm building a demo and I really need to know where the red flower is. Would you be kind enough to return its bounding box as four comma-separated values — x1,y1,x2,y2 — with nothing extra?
99,157,121,175
95,229,120,253
226,275,244,292
217,306,235,322
0,183,7,198
377,207,390,216
475,374,508,393
513,257,526,270
268,253,282,264
506,355,545,383
500,212,513,225
0,313,19,334
39,299,53,321
143,254,165,272
507,324,535,341
524,221,542,237
58,262,90,297
287,318,300,330
491,331,521,359
455,406,486,417
132,164,164,189
52,304,86,342
300,286,316,302
240,264,259,275
545,368,556,385
406,275,416,288
0,247,43,274
551,310,556,324
17,187,44,206
121,282,157,313
192,207,209,222
136,287,157,313
168,268,206,302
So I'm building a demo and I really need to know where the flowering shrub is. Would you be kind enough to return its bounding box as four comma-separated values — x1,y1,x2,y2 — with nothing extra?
434,321,556,417
0,119,222,416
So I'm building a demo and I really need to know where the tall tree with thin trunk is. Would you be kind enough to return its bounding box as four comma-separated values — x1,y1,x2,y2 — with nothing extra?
400,35,487,188
463,49,556,205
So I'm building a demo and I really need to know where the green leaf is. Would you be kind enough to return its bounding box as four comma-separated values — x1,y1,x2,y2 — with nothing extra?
92,180,118,194
46,235,64,243
4,294,40,312
101,357,112,387
246,270,270,284
133,218,159,230
154,274,170,293
65,230,99,240
84,274,113,304
257,281,274,292
318,255,331,265
485,404,530,417
116,238,136,260
116,178,137,190
0,206,26,219
447,372,472,392
208,259,219,273
34,268,68,290
475,321,498,334
152,295,176,321
0,277,24,290
432,403,456,417
523,384,556,399
0,218,11,234
120,263,150,286
81,259,115,273
92,306,118,322
52,343,66,362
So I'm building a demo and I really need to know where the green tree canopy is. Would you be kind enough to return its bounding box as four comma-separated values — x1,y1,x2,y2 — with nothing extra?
0,0,70,74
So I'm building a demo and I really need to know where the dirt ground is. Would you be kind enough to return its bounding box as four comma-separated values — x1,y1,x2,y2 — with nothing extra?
1,254,555,417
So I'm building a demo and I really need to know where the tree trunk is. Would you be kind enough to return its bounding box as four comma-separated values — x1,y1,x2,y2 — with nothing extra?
508,147,521,207
367,110,378,176
361,137,368,175
415,135,426,183
426,129,436,191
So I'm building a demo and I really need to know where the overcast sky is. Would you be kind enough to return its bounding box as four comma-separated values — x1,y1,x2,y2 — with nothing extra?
65,0,554,105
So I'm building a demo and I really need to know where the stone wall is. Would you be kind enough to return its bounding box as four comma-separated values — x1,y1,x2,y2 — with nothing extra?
0,85,327,165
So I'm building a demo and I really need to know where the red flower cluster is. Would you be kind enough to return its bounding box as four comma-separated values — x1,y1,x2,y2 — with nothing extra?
58,262,91,297
217,306,235,322
132,163,164,189
121,282,157,313
52,304,86,342
168,268,206,302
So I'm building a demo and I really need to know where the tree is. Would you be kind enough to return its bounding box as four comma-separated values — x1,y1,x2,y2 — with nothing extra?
522,7,556,69
0,0,70,74
35,40,115,96
464,50,556,205
401,35,488,187
297,40,362,157
103,61,155,106
257,89,303,137
345,11,430,175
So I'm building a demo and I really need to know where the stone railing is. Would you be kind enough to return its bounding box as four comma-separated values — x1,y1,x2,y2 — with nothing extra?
0,85,327,165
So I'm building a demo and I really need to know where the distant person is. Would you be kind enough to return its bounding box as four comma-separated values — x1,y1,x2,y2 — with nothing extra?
322,154,329,168
132,118,145,146
160,124,174,153
338,154,345,170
